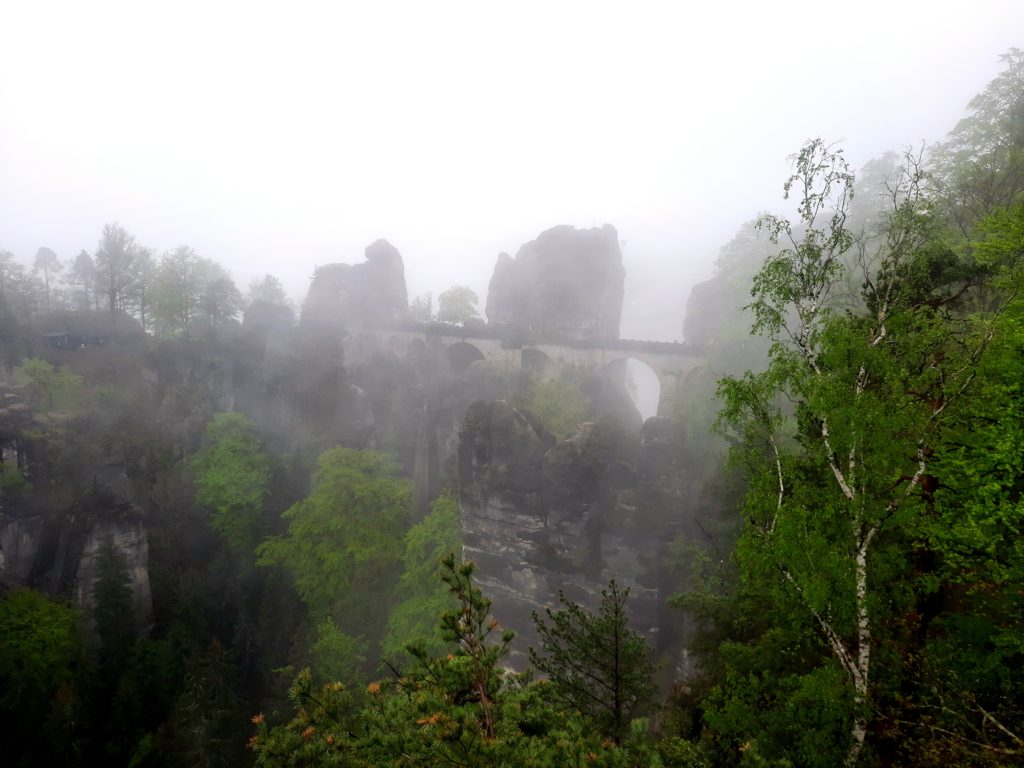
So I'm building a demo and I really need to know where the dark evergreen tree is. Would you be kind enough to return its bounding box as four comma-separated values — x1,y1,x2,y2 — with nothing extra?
168,641,240,768
530,580,657,743
93,538,136,676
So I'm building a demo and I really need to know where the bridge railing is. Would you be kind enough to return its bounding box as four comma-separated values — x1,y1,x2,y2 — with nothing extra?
379,320,707,357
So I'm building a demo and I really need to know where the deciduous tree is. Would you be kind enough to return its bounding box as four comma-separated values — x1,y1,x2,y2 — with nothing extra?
436,285,479,325
256,448,410,677
382,491,461,659
408,292,434,321
247,274,290,308
930,48,1024,236
95,222,138,316
715,138,1016,765
190,413,271,556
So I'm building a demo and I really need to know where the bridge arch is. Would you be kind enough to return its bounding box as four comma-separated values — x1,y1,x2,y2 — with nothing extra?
345,325,706,412
521,348,554,377
446,341,485,373
602,357,661,421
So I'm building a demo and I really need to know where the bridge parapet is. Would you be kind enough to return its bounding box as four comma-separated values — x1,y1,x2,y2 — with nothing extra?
382,320,706,356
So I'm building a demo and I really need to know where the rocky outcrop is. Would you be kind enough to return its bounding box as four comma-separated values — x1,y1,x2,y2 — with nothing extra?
243,299,296,336
300,240,409,331
0,453,153,633
458,401,554,663
485,225,625,341
682,220,776,346
0,515,45,586
74,513,152,630
457,400,695,665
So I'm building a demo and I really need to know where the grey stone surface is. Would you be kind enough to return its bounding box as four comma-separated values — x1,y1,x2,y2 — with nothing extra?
301,239,409,331
457,399,694,666
485,225,625,341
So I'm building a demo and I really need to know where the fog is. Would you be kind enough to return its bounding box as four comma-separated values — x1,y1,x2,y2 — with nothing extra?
2,1,1022,340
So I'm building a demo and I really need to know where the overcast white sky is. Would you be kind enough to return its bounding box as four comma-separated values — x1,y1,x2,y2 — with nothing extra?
2,1,1022,340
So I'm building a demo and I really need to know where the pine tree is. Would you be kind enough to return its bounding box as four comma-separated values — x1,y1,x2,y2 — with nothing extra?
93,538,135,675
530,580,657,743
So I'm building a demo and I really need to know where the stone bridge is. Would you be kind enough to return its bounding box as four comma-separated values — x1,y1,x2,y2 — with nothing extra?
342,321,707,414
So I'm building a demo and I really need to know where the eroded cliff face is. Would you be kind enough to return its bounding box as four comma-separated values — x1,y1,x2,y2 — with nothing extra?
74,512,152,629
485,225,625,341
301,239,409,331
0,377,152,629
0,461,153,630
459,401,554,662
458,400,700,666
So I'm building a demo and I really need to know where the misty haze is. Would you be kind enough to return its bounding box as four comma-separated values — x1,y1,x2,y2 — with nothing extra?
1,3,1023,766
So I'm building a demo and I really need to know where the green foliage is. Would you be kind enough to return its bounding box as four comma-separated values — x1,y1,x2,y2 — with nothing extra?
247,274,290,307
257,448,410,672
168,641,241,768
436,285,480,325
190,413,271,555
0,588,82,715
702,647,848,768
0,250,39,338
152,246,241,337
418,554,516,737
530,580,657,743
880,204,1024,763
14,357,84,411
95,221,139,314
66,249,97,311
708,137,1022,765
931,48,1024,235
252,558,689,768
512,374,589,438
408,291,434,321
0,588,86,765
382,491,461,659
33,246,61,310
311,618,368,686
250,669,355,767
93,538,137,674
0,460,31,496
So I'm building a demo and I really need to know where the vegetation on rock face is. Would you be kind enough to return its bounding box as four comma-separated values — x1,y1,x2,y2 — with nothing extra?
14,357,84,411
382,491,461,660
512,374,590,438
256,448,411,684
190,413,272,557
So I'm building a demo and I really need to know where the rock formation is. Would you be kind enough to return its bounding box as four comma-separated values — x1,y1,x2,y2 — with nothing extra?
485,225,625,341
458,399,699,665
0,460,153,631
300,239,409,331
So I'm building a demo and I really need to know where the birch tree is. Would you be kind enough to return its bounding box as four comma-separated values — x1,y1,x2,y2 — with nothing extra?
716,139,1013,765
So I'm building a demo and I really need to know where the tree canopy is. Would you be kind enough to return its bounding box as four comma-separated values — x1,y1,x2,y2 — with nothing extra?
710,138,1024,765
436,285,480,325
190,413,272,556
